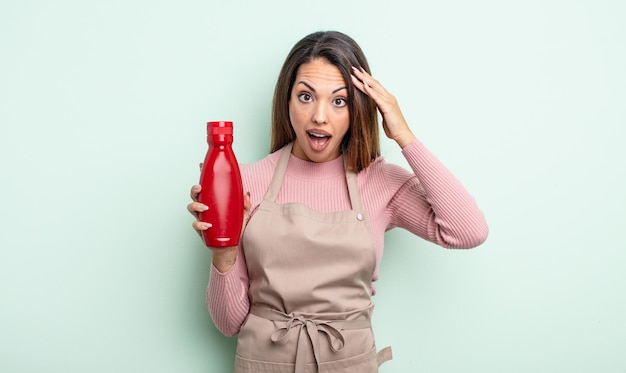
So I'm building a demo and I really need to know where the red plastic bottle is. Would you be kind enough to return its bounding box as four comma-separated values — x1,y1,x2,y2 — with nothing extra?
198,121,244,248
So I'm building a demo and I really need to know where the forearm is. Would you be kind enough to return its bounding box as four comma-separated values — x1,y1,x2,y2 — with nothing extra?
206,246,250,336
400,139,489,248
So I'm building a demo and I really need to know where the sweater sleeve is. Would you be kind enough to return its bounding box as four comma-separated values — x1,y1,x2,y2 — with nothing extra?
205,239,250,336
389,139,489,248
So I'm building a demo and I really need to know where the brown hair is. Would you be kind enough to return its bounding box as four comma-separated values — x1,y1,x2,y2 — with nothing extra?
270,31,380,172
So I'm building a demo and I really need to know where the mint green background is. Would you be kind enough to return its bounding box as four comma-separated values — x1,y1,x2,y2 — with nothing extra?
1,1,624,372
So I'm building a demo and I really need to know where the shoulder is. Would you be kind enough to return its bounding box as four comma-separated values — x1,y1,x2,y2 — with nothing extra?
240,149,280,178
358,156,416,190
239,147,284,205
356,156,422,220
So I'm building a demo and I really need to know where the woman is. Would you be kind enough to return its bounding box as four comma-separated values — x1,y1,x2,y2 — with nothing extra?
187,31,488,373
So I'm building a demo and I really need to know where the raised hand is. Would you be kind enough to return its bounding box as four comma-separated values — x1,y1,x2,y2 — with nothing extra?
351,66,416,148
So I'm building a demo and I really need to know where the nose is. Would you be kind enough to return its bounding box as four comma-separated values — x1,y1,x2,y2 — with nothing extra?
312,103,328,124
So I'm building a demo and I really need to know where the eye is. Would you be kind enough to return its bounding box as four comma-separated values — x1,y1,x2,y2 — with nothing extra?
333,97,347,108
298,93,313,103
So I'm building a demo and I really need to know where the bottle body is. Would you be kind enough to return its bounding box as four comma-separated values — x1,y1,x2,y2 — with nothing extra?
198,121,244,248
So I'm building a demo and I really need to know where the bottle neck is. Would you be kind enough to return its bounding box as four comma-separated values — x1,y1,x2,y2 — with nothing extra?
208,134,233,144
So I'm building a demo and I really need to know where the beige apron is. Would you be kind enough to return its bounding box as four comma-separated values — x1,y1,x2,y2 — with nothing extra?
234,143,392,373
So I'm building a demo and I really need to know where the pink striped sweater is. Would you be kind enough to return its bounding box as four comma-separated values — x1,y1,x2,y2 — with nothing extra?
206,139,488,336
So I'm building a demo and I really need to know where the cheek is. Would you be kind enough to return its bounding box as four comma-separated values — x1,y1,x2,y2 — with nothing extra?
340,124,350,139
337,111,351,134
288,108,296,130
289,102,306,127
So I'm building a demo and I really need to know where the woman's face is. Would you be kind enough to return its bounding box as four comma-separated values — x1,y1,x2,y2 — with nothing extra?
289,58,350,163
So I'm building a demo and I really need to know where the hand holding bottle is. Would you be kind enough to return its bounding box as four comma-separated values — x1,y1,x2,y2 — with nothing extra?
188,184,251,239
188,184,251,272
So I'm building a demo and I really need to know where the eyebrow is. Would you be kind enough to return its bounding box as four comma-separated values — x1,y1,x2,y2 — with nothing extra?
297,81,347,94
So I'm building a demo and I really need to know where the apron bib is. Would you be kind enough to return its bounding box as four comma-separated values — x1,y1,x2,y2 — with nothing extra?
234,143,392,373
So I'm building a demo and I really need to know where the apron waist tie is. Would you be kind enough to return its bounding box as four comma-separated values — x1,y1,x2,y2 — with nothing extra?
250,306,371,373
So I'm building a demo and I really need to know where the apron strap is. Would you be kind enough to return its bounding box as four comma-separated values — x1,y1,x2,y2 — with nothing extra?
263,142,293,203
376,346,393,366
345,167,363,212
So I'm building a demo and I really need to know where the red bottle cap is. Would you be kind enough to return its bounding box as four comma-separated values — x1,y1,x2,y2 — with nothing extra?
208,121,233,135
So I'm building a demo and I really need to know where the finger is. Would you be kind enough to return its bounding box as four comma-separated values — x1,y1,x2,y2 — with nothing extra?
352,73,379,101
187,201,208,219
190,184,201,201
193,220,212,230
351,66,375,87
243,192,251,211
242,192,252,226
352,66,390,96
192,220,212,236
351,74,365,92
351,70,379,97
351,67,366,89
351,65,367,79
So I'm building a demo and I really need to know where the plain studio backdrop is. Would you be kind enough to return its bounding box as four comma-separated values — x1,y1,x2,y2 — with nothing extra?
1,1,624,372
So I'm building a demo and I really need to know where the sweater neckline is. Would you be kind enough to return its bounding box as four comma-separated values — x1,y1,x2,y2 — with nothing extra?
276,150,346,180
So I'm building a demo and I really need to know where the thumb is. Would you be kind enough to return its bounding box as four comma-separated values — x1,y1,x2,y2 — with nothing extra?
243,192,251,213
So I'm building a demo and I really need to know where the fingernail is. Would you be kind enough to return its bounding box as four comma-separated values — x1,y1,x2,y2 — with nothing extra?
203,222,212,229
199,205,208,211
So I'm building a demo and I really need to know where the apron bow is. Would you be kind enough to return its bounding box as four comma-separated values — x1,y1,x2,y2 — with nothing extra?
269,314,347,349
251,306,371,373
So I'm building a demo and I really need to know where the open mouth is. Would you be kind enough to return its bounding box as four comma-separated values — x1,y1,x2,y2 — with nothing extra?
307,131,331,150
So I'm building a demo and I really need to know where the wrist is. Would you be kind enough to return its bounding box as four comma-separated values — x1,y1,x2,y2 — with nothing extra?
210,246,238,272
395,132,416,149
